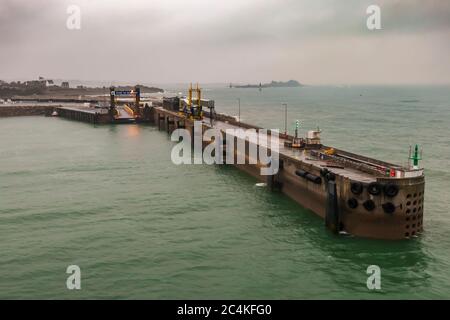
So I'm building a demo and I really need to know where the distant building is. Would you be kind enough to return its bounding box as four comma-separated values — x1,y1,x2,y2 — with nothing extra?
40,79,53,87
27,77,54,87
25,80,46,88
61,82,70,88
77,85,84,89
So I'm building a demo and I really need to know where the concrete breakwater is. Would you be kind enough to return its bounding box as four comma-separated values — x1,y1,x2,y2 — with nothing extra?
0,105,57,117
10,97,98,103
56,106,111,124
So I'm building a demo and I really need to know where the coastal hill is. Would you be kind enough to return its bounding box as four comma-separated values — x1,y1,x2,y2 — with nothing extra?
47,84,164,96
232,80,303,89
0,79,164,98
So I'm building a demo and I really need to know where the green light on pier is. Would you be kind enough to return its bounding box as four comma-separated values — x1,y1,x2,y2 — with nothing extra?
409,144,422,169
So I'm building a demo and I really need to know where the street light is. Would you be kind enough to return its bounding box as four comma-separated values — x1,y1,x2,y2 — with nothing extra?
282,103,287,135
237,98,241,126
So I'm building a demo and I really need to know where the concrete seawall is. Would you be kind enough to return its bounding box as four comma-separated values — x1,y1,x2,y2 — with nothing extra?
56,106,111,124
0,105,57,117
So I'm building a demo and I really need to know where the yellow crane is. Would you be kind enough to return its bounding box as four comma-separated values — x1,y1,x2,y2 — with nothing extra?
179,83,203,120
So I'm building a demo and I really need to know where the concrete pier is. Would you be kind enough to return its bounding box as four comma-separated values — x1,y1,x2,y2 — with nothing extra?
0,105,56,117
56,106,110,124
150,106,425,240
56,106,143,124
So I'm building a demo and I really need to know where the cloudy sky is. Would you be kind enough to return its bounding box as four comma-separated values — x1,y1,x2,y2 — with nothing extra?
0,0,449,85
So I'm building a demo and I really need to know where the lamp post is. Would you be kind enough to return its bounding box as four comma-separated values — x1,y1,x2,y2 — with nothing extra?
282,103,287,135
237,98,241,126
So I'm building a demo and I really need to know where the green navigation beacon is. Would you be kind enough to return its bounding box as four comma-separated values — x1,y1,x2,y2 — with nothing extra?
409,144,422,169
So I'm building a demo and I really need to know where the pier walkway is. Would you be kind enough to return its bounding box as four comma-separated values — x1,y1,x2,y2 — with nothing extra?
204,115,377,183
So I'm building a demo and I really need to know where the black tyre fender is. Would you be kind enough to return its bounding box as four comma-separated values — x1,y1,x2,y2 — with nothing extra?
350,181,363,195
295,169,307,177
363,199,376,211
347,198,358,209
382,202,396,214
367,182,382,196
384,183,399,197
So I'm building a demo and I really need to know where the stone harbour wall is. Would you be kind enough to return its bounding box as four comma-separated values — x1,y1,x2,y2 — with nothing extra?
0,105,57,117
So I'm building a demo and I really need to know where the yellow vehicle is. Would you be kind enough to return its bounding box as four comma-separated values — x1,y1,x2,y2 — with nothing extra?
324,148,336,155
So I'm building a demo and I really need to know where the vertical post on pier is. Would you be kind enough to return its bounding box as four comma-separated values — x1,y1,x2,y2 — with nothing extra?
237,98,241,126
109,87,115,109
134,86,141,115
325,180,340,234
282,103,287,135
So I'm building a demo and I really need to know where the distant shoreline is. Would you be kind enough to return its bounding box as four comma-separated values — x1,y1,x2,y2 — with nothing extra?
0,80,164,99
231,80,303,89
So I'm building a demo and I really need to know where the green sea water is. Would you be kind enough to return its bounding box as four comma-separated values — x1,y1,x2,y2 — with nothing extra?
0,85,449,299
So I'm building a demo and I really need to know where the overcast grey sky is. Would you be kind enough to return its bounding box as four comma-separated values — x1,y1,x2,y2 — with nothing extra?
0,0,449,85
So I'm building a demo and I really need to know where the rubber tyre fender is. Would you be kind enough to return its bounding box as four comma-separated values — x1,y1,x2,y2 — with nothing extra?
295,169,307,177
367,182,382,196
350,182,363,195
347,198,358,209
384,183,399,198
305,173,322,184
363,199,376,211
382,202,396,214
